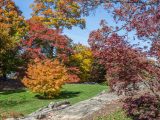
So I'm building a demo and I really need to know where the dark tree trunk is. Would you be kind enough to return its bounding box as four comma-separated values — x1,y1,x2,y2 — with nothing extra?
2,73,7,80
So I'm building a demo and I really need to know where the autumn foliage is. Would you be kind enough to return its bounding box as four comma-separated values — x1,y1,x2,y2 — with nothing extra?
22,20,70,61
123,93,160,120
0,0,27,39
80,0,159,42
66,67,80,83
0,25,14,56
69,44,93,82
22,59,68,98
89,22,160,92
31,0,85,29
0,0,27,78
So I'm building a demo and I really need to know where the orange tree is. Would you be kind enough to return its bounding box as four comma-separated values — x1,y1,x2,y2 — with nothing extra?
22,59,69,98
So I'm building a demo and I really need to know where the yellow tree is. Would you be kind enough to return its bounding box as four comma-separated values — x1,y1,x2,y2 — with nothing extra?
70,44,93,82
31,0,85,29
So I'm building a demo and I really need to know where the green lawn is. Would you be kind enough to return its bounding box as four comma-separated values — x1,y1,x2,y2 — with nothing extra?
0,84,107,116
97,110,132,120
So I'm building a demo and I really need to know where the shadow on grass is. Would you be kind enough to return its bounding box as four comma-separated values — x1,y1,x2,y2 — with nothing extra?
57,91,81,99
0,89,26,95
35,91,81,100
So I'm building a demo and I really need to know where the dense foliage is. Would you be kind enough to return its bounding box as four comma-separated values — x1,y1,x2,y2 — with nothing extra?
66,67,80,83
0,0,28,38
31,0,85,29
69,44,93,82
22,20,70,61
84,1,160,119
123,93,160,120
0,26,14,56
0,47,24,79
0,0,27,78
89,23,160,92
90,59,106,83
22,59,68,98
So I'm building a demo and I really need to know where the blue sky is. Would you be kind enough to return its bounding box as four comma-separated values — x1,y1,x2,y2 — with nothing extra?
13,0,116,45
13,0,150,48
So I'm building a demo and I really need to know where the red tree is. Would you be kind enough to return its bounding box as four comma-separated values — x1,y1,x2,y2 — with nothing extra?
89,23,160,95
80,0,160,41
22,20,71,61
151,38,160,61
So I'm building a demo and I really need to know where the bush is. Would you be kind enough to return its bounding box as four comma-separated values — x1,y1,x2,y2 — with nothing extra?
22,59,68,98
123,93,160,120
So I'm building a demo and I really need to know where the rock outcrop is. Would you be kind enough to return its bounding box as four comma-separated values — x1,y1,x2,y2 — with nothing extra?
23,101,71,120
45,91,121,120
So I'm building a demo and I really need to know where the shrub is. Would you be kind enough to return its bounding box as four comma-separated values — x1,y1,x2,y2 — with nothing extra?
22,59,68,98
123,93,160,120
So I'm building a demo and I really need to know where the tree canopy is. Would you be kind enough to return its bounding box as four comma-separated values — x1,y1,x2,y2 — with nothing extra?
31,0,85,29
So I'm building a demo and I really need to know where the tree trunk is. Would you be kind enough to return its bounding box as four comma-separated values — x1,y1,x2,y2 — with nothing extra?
2,73,7,80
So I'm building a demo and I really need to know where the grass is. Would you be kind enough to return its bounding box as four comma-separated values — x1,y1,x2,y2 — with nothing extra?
97,110,132,120
0,84,107,116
